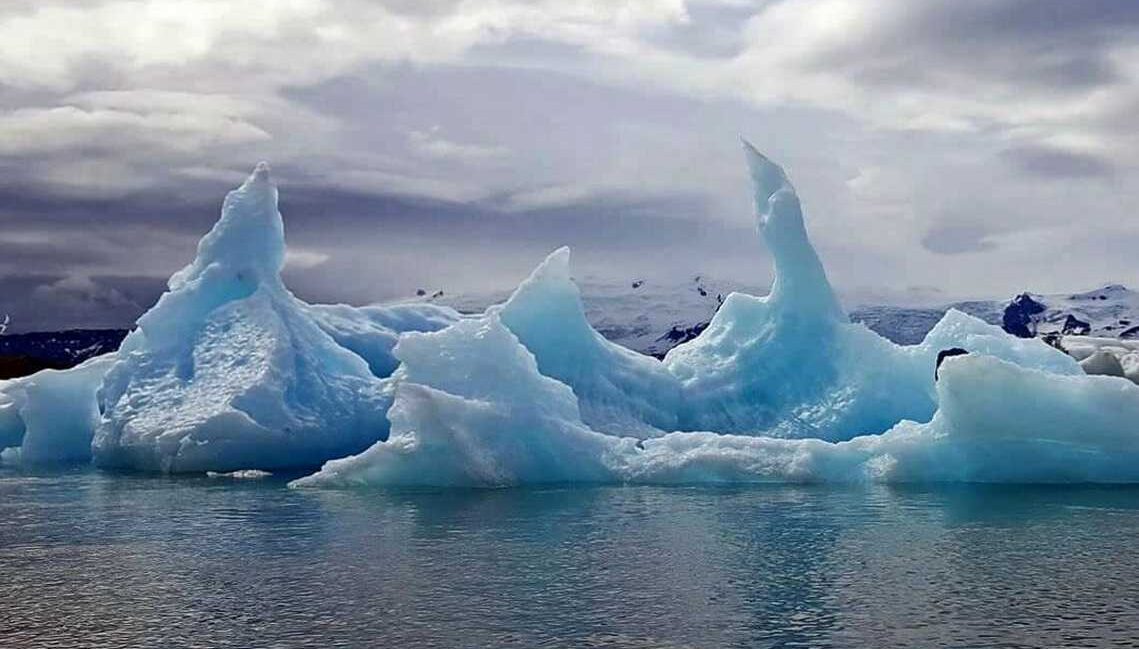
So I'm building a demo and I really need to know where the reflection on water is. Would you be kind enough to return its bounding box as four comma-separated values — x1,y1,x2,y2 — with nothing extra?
3,469,1139,648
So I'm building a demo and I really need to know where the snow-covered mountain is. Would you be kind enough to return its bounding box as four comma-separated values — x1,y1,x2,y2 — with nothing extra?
0,329,129,379
997,285,1139,339
3,282,1134,378
441,280,1139,356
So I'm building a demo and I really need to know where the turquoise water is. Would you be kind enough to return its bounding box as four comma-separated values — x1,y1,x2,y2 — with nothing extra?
3,468,1139,648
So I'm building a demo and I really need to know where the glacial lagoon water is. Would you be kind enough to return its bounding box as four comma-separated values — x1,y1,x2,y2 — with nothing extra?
4,467,1139,648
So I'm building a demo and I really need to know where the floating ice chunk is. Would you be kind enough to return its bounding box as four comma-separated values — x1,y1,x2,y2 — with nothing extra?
296,347,1139,488
1080,349,1126,377
493,247,681,437
206,469,272,479
878,355,1139,482
1064,337,1139,385
293,316,630,488
0,388,25,452
1124,353,1139,385
94,164,393,473
0,355,113,464
664,142,1078,440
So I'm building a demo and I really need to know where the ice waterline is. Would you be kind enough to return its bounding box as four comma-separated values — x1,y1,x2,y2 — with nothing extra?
2,144,1138,484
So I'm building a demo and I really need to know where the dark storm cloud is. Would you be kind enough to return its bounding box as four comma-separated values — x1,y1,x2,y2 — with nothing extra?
0,239,110,271
920,223,996,256
1000,145,1115,180
1,0,1139,330
0,182,222,231
0,274,164,332
806,0,1139,95
1,172,751,330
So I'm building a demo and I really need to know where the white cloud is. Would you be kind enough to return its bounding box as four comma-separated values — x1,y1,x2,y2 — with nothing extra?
408,126,510,161
0,104,270,157
0,0,1137,302
284,247,331,269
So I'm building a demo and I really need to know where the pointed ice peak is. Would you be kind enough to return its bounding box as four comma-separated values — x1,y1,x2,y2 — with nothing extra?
526,246,572,281
237,161,276,197
497,246,593,347
742,138,793,207
742,142,843,320
250,161,271,183
500,247,580,316
165,161,286,292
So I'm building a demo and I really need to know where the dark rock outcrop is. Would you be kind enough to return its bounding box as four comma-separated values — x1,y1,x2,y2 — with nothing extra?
1002,293,1047,338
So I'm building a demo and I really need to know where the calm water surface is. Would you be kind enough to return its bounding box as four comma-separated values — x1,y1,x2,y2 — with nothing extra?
3,467,1139,648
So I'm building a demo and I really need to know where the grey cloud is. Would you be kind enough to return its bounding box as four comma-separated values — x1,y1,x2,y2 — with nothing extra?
1,168,763,329
0,274,164,332
921,223,997,255
0,238,111,274
644,2,762,59
1000,145,1115,179
806,0,1139,94
1,0,1138,331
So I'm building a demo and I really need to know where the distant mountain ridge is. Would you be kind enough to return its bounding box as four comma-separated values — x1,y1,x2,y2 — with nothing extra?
2,284,1135,378
446,278,1139,356
580,280,1139,356
0,329,129,379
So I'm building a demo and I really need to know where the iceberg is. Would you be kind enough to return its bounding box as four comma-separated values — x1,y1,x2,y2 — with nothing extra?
296,141,1130,489
5,143,1135,486
0,355,114,464
0,165,460,471
493,247,681,437
296,336,1139,488
92,164,394,473
663,142,1078,440
292,315,631,488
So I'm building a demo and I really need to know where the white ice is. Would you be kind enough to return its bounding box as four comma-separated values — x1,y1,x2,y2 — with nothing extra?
0,356,114,464
91,164,398,472
295,317,1139,487
492,247,681,437
292,315,628,487
663,142,1079,440
297,142,1131,488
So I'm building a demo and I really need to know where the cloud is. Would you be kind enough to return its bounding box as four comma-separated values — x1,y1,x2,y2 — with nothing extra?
0,273,163,332
0,103,269,157
1000,144,1115,179
284,247,331,270
921,223,997,256
1,0,1139,329
407,126,510,162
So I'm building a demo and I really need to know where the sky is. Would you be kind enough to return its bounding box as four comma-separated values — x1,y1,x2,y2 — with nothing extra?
1,0,1138,331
